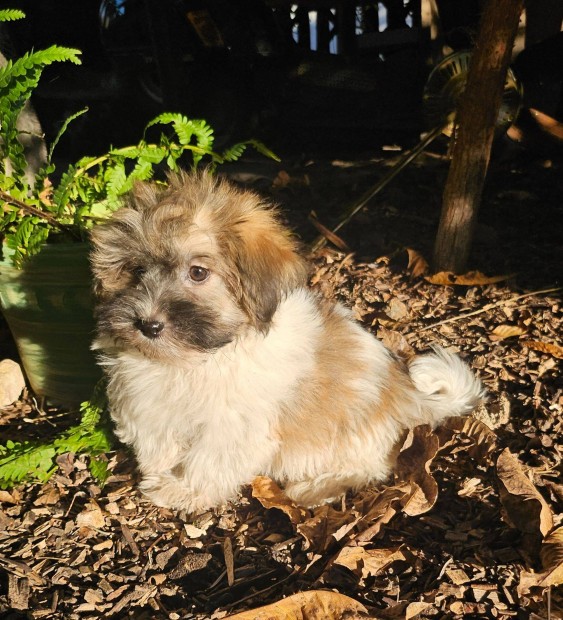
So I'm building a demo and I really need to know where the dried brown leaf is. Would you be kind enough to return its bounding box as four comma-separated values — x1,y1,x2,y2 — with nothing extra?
395,425,439,516
437,416,498,461
272,170,292,189
226,590,370,619
518,527,563,594
0,490,18,504
8,574,30,611
425,270,514,286
471,393,511,430
333,545,410,579
168,552,212,580
496,448,553,537
406,248,429,277
251,476,308,525
353,485,409,543
385,298,408,321
538,526,563,586
76,502,106,530
308,213,351,252
489,324,526,341
378,327,415,361
522,340,563,359
297,504,357,552
34,486,61,506
445,567,471,585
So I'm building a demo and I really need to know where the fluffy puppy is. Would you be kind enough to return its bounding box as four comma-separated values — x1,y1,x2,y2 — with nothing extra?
90,171,485,512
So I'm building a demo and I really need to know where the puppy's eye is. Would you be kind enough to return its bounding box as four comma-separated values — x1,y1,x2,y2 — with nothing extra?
188,266,209,283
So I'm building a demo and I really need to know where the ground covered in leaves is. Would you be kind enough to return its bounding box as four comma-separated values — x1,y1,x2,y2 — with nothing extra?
0,139,562,619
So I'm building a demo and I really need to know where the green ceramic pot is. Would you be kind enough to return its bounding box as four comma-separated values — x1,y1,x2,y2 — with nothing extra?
0,243,102,406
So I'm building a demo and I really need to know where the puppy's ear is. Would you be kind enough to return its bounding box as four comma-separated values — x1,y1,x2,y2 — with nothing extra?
89,181,159,299
228,209,309,330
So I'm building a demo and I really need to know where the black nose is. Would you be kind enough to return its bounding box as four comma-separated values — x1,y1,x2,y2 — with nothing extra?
135,319,165,339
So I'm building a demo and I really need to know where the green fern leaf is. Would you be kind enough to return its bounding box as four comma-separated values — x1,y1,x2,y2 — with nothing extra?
89,457,110,485
221,143,247,162
105,161,127,198
0,9,25,22
145,113,215,152
47,106,89,164
52,164,79,217
0,46,81,93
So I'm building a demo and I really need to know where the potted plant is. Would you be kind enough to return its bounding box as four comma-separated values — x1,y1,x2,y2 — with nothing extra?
0,9,276,407
0,9,277,487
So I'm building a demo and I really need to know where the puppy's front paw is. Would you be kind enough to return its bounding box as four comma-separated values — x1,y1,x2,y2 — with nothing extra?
139,473,212,513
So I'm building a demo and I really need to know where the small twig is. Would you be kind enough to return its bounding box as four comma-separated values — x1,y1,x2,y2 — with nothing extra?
222,568,298,611
0,190,78,237
311,125,444,252
420,286,562,332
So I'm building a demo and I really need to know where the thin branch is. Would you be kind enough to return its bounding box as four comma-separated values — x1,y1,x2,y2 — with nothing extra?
420,286,562,332
0,190,78,237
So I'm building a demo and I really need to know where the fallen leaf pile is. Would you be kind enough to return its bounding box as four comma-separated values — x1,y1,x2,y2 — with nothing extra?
1,152,561,618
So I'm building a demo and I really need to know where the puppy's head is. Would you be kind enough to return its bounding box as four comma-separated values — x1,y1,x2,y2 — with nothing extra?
90,171,308,361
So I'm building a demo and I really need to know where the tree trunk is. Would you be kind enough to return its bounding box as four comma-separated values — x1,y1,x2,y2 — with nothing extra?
432,0,524,274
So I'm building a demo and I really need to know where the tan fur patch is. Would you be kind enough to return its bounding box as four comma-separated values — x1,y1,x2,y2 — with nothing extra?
273,303,384,460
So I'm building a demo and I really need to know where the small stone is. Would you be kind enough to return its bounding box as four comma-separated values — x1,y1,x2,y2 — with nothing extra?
0,359,25,407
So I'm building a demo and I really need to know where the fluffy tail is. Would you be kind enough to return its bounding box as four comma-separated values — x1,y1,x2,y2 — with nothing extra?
408,346,486,424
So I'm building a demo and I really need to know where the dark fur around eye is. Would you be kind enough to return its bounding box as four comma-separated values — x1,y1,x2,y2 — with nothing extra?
131,265,146,279
165,299,234,350
95,294,236,353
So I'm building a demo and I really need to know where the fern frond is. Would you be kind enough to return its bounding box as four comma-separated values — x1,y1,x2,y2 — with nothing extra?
144,113,215,162
221,142,248,162
246,139,281,162
0,9,25,22
51,164,79,217
0,393,112,489
47,106,89,164
0,46,81,92
221,139,280,163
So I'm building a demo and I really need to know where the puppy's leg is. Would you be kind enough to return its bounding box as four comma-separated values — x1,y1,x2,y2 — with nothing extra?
284,470,380,508
139,470,214,512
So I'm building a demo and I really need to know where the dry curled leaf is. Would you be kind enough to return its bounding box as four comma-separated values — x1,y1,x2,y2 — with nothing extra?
76,502,106,530
396,425,439,516
0,490,18,504
385,298,408,321
168,552,212,580
308,213,351,252
436,416,498,462
226,590,370,619
489,324,526,341
518,527,563,594
539,526,563,586
333,545,411,579
522,340,563,359
406,248,429,277
251,476,308,525
272,170,292,189
378,327,415,361
496,448,553,537
297,504,357,552
425,270,514,286
353,485,410,544
471,392,511,430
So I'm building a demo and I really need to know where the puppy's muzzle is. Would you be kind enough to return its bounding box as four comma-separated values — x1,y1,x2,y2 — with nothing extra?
135,318,165,339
